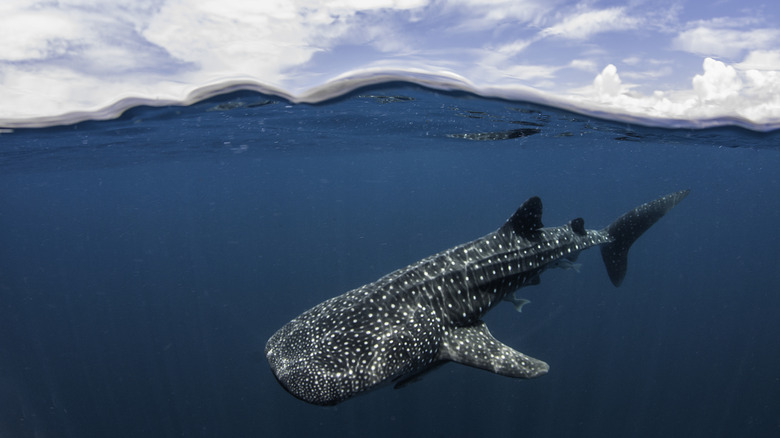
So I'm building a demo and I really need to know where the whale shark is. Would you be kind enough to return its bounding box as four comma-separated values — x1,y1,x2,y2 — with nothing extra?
265,190,689,405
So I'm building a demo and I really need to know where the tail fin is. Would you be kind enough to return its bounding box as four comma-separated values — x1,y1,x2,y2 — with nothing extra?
601,190,690,287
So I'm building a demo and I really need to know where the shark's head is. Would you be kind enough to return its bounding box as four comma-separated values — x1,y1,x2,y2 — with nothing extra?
265,316,367,406
265,294,444,405
265,323,354,406
265,353,348,405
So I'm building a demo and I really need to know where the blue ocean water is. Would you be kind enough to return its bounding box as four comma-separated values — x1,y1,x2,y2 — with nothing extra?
1,85,779,437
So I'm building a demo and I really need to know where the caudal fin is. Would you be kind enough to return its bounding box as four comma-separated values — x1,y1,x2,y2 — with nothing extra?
601,190,690,287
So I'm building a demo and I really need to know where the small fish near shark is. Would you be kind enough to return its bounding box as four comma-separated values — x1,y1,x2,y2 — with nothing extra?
265,190,690,405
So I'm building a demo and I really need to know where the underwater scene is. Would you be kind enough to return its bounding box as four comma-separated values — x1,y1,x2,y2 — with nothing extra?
3,86,780,437
2,1,780,437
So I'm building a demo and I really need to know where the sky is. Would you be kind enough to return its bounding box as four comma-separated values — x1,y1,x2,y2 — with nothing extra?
1,0,779,129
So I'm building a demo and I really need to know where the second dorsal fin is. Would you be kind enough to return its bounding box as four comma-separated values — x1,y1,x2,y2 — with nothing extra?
500,196,543,238
570,217,586,236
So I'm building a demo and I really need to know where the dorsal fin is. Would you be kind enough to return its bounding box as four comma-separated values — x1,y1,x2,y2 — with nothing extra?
570,217,586,236
500,196,543,237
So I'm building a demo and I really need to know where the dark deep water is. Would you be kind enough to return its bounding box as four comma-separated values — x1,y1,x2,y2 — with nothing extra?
1,86,779,437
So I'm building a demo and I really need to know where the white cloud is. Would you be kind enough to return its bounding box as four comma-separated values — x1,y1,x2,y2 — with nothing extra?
673,26,780,59
468,58,562,86
568,59,597,72
737,50,780,71
476,39,534,70
737,51,780,121
539,7,640,40
593,64,623,97
494,39,533,57
622,57,672,67
692,58,742,101
0,10,81,61
502,64,560,80
442,0,561,31
616,57,674,81
142,2,308,82
744,69,780,95
619,67,673,81
622,56,643,66
566,57,779,129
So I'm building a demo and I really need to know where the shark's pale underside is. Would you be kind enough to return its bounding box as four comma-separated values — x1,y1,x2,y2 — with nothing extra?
266,190,690,405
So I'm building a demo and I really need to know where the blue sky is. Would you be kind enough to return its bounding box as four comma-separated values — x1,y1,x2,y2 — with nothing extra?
1,0,779,129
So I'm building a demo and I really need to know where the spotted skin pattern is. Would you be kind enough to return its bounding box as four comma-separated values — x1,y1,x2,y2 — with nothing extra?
266,191,689,405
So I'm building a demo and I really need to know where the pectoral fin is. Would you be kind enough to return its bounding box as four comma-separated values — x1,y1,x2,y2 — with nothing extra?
437,322,548,378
